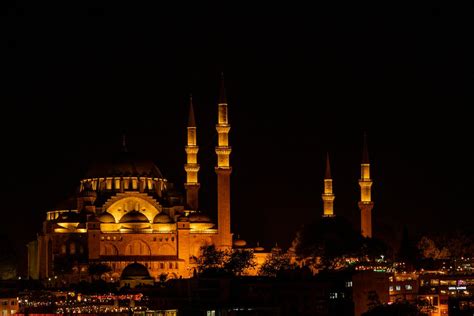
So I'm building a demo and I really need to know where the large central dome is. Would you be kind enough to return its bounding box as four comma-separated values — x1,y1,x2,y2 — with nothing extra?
85,151,163,179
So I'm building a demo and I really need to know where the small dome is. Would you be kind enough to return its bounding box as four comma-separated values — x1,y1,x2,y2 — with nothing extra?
99,212,116,223
119,211,149,223
121,262,151,280
234,239,247,247
153,213,172,223
189,212,211,223
254,242,264,252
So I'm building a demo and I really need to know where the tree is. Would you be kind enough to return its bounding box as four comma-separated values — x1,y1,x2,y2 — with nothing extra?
197,245,227,275
53,256,73,275
418,236,450,259
367,290,381,311
0,234,17,280
197,245,256,276
224,249,257,276
88,263,112,280
397,226,420,270
292,217,365,270
362,301,428,316
259,250,293,277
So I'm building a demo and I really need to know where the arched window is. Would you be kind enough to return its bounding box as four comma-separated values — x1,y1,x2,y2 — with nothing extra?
125,240,151,256
70,242,76,255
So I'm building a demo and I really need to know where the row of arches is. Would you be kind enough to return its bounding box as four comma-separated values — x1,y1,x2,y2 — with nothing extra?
101,240,176,256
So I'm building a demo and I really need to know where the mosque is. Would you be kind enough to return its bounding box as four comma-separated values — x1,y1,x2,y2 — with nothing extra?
27,76,375,284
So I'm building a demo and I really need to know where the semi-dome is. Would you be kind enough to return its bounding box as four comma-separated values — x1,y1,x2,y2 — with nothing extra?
85,151,163,179
153,213,172,223
98,212,116,223
119,211,149,223
121,262,151,280
189,212,211,223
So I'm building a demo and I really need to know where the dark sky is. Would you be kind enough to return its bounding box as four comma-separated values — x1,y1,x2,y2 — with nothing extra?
2,1,473,270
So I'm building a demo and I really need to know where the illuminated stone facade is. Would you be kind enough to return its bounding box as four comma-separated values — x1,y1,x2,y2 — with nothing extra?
31,79,243,282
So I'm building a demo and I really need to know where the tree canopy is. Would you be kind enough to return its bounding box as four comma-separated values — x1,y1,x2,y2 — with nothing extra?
197,245,256,277
292,216,389,270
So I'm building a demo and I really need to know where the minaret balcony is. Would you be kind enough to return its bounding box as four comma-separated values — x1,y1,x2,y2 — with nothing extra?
215,147,232,155
185,164,200,172
216,125,231,133
185,146,199,154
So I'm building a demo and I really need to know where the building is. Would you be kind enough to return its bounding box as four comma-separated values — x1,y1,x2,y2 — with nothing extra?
28,76,261,283
0,283,18,316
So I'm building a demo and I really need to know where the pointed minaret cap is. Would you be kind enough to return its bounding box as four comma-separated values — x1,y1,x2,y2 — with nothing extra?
218,72,227,104
122,134,128,153
188,94,196,127
362,132,370,163
325,152,332,179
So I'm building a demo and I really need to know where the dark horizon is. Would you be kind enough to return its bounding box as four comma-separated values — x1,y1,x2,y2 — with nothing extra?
3,1,473,273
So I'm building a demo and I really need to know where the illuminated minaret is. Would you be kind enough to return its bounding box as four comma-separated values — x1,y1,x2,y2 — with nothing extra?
322,153,335,217
184,95,200,210
359,133,374,238
215,73,232,249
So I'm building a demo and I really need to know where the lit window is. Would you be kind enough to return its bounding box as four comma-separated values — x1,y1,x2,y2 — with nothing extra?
389,286,394,291
405,285,413,290
329,292,337,299
345,281,352,288
396,286,401,291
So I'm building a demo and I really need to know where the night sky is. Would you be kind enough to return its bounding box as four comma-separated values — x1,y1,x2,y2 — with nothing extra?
3,2,473,271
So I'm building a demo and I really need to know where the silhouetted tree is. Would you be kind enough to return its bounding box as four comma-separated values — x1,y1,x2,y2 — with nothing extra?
293,216,388,270
88,263,112,280
53,256,73,275
0,234,17,280
397,226,420,270
362,301,428,316
259,250,293,277
224,249,256,276
367,290,381,311
197,245,256,276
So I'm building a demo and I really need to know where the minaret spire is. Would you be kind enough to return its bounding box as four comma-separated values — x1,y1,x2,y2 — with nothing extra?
325,152,331,179
188,94,196,127
215,73,232,249
322,153,335,217
218,72,227,104
122,134,128,152
184,94,200,210
362,132,369,164
359,133,374,237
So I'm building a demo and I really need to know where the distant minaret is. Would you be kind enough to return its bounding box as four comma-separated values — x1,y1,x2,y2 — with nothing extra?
215,73,232,249
322,153,335,217
359,133,374,238
184,95,200,210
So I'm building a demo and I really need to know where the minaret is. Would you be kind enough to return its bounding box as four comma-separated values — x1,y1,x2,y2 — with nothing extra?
359,133,374,238
322,152,335,217
184,95,200,211
215,73,232,249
